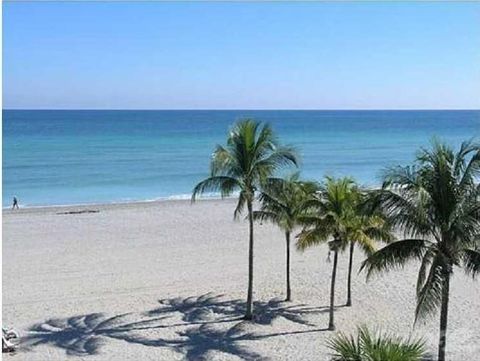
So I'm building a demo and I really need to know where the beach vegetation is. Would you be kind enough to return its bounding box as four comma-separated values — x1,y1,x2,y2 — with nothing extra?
344,191,394,307
296,177,392,328
253,173,318,301
361,140,480,361
297,176,358,330
327,325,427,361
192,119,298,320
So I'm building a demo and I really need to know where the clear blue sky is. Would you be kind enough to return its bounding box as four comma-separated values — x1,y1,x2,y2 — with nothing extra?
3,1,480,109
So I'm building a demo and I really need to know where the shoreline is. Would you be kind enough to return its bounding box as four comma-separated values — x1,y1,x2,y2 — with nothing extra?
2,184,389,212
2,195,239,213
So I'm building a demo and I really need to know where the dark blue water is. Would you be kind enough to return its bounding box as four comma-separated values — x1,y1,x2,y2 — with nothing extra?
3,110,479,207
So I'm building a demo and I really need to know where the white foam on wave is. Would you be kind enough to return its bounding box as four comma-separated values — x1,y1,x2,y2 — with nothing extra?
2,192,240,210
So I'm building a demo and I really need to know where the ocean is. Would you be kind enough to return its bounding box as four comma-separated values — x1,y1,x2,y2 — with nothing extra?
3,110,479,207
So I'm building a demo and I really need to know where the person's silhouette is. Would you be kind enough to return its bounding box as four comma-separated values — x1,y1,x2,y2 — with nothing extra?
12,196,19,210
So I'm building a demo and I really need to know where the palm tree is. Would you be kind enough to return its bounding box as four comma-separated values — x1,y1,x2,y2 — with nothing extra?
327,325,426,361
192,119,298,320
344,196,394,307
253,173,317,301
361,140,480,361
297,176,358,330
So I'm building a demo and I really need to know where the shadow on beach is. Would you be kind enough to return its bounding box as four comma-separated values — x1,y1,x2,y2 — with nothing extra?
20,293,331,360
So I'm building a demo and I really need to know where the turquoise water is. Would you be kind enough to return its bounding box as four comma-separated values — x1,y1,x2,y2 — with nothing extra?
3,110,479,207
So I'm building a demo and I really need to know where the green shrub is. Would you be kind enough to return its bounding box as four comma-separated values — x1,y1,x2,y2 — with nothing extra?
327,325,426,361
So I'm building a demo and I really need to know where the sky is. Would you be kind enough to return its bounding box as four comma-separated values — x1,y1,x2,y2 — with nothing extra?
3,1,480,110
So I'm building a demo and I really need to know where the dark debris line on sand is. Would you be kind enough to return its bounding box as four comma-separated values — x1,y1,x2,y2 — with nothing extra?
56,210,100,215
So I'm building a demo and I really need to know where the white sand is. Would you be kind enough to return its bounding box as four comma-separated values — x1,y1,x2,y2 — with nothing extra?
3,199,479,360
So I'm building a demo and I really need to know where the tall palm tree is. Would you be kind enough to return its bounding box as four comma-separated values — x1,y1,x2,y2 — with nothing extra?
297,176,358,330
253,173,317,301
344,196,394,307
343,216,392,307
361,140,480,361
192,119,298,320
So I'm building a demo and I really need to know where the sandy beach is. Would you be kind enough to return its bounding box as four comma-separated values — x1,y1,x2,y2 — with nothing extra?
3,198,479,360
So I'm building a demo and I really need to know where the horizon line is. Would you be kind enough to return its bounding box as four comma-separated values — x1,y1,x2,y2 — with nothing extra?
3,108,480,111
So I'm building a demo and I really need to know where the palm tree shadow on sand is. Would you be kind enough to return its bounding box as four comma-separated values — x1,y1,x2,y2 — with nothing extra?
21,293,331,360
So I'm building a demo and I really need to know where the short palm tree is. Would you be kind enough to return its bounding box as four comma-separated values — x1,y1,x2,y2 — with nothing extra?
253,173,317,301
327,325,426,361
192,119,298,320
297,176,358,330
361,140,480,361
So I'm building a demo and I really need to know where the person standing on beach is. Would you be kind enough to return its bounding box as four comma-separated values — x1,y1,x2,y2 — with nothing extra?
12,196,19,210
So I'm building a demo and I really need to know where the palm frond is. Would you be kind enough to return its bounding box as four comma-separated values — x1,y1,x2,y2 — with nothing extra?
359,325,426,361
416,248,435,296
361,239,427,280
456,140,480,190
353,232,377,256
296,227,330,251
252,210,282,225
191,176,240,202
327,330,362,361
233,191,247,219
463,248,480,278
253,145,298,180
210,145,241,177
257,190,288,214
415,254,445,321
363,225,395,244
327,326,426,361
369,188,434,239
255,173,317,232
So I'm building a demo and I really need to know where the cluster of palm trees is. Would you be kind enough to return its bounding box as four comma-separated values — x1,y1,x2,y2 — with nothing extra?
192,119,480,361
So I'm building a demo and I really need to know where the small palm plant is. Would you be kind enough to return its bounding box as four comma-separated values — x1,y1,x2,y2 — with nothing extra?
297,176,358,330
253,173,317,301
327,325,427,361
361,140,480,361
192,119,298,320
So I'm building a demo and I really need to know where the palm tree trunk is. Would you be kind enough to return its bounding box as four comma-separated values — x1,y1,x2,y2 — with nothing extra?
244,199,254,320
328,249,338,331
438,270,450,361
285,231,291,301
346,241,354,307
